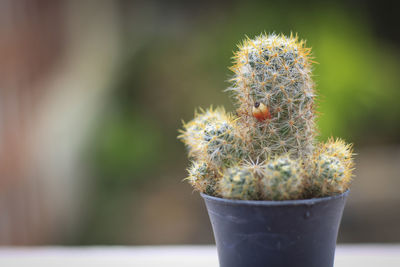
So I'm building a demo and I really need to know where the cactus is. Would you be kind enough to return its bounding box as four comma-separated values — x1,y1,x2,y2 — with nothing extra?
202,116,240,166
319,138,354,167
218,165,258,200
178,33,355,200
179,107,226,158
310,139,354,197
259,156,305,200
228,33,316,159
186,161,218,196
178,107,245,168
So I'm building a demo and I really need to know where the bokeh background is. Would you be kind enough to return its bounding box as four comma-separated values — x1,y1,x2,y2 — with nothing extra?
1,0,399,245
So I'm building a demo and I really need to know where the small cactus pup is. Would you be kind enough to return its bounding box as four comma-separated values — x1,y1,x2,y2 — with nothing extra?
178,107,226,159
228,33,316,159
218,165,258,200
259,156,305,200
186,161,217,196
178,107,245,168
179,107,246,195
310,138,355,197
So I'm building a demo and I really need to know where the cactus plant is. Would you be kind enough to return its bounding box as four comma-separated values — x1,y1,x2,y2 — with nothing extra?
259,156,305,200
310,138,354,197
186,161,217,196
178,33,355,200
178,107,245,169
218,165,258,200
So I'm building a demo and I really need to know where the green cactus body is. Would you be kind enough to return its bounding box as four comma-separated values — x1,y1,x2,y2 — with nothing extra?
179,107,227,158
310,139,354,196
219,166,258,200
320,138,354,166
229,33,316,159
259,156,305,200
179,107,245,167
202,118,241,166
186,161,218,196
312,154,348,196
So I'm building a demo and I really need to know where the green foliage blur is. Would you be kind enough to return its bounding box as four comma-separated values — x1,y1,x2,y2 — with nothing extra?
80,1,400,244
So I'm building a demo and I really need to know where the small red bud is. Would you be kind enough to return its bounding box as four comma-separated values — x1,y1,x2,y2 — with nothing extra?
252,102,271,122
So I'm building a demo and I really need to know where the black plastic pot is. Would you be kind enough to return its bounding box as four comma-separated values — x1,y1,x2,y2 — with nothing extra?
201,190,349,267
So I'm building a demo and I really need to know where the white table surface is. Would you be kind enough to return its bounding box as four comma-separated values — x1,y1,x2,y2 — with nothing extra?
0,245,399,267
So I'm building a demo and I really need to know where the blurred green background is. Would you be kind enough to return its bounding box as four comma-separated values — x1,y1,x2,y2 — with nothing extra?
0,0,399,245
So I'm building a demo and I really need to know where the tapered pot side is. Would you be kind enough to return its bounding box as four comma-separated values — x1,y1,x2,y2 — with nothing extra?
201,190,349,267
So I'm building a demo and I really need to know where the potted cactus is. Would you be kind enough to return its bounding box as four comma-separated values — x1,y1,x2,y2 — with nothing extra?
178,33,354,267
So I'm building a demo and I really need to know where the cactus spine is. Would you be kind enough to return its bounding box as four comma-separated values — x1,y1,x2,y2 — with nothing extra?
178,33,355,200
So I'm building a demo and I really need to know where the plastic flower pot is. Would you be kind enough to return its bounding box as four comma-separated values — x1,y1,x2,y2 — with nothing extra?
201,190,349,267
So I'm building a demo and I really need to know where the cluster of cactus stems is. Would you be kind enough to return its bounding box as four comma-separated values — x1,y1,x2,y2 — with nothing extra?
179,33,355,200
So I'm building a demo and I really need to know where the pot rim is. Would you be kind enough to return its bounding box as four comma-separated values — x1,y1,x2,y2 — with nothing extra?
200,190,349,207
